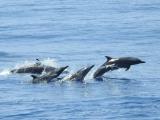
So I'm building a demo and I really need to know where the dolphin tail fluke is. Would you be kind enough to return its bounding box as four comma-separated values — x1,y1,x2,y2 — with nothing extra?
105,56,112,62
31,75,38,79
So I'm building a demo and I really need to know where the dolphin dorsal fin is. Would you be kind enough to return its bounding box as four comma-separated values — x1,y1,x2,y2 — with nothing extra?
105,56,112,62
31,75,38,79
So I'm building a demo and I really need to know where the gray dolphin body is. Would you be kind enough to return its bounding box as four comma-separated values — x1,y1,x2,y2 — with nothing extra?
31,66,68,83
93,66,111,79
67,65,94,82
11,65,56,74
93,56,145,78
10,59,57,74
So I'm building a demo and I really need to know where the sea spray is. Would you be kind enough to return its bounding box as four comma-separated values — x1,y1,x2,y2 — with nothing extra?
0,69,11,76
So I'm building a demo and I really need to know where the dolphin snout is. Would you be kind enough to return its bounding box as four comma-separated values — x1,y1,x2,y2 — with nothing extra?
87,65,95,70
90,65,95,68
62,66,69,70
84,65,95,72
140,61,146,63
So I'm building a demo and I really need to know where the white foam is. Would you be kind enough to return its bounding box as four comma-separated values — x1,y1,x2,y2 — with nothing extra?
40,58,59,67
0,69,11,76
14,61,35,68
62,70,74,81
84,69,94,82
14,58,59,69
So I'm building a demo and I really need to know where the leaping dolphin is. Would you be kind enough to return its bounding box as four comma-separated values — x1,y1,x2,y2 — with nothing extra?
104,56,145,71
31,66,68,83
93,56,145,78
11,59,56,74
67,65,94,82
11,66,56,74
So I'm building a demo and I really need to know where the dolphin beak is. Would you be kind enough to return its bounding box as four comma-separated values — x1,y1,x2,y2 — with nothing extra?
88,65,95,70
57,66,69,74
87,65,94,72
84,65,95,73
80,65,95,79
141,61,146,63
60,66,69,72
63,66,69,69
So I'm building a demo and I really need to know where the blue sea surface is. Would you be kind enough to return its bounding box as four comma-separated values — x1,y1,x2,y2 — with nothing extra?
0,0,160,120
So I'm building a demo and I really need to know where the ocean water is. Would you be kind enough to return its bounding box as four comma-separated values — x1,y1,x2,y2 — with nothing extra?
0,0,160,119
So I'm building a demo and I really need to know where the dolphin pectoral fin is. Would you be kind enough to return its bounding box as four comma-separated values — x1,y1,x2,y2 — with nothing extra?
106,64,118,71
105,66,112,71
125,66,130,71
31,75,38,79
111,66,119,71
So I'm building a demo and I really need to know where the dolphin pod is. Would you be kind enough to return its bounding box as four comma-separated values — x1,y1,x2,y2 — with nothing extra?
10,56,145,83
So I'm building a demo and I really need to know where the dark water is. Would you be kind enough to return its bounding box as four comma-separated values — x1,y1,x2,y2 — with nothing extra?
0,0,160,119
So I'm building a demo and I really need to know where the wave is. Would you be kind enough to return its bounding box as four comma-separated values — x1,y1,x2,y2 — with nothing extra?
0,51,9,57
0,69,11,76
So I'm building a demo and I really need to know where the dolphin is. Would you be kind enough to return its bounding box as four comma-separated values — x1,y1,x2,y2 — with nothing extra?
31,66,68,83
93,66,112,79
104,56,145,71
11,66,56,74
93,56,145,79
67,65,94,82
10,58,58,74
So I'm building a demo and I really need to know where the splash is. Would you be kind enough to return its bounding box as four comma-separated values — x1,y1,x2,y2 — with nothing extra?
62,70,74,81
14,61,35,68
84,69,95,82
40,58,59,67
0,69,11,76
61,68,95,83
83,66,98,83
14,58,59,69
